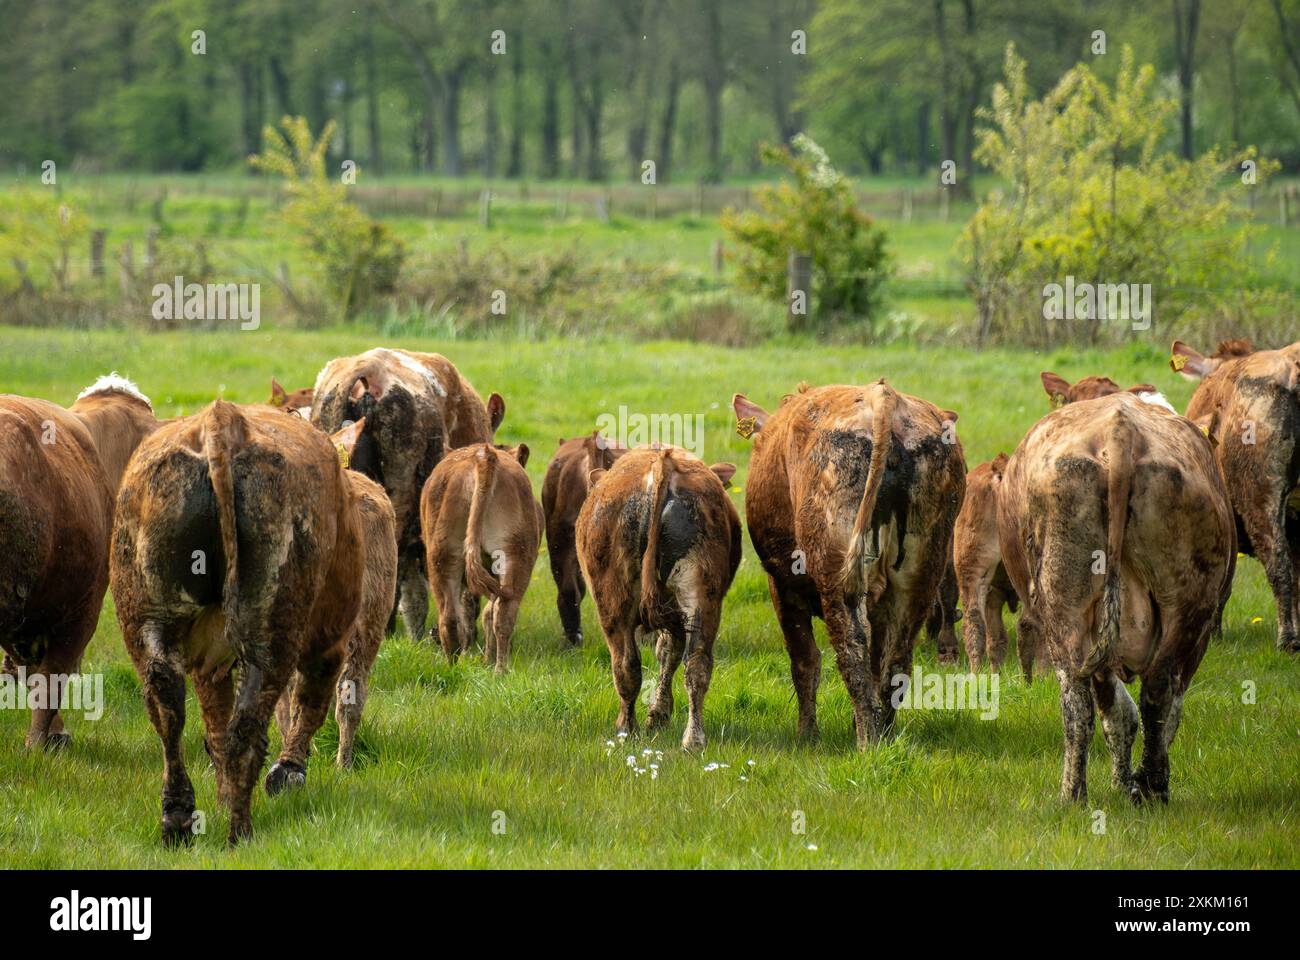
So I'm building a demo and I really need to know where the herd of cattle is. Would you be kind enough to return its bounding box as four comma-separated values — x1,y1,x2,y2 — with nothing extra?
1,339,1297,845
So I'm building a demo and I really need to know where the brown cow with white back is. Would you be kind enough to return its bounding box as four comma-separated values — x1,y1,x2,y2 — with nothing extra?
0,375,156,748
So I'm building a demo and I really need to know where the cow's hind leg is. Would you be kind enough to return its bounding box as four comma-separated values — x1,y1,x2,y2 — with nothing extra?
267,642,346,795
1132,669,1183,805
646,628,684,733
1092,671,1138,793
489,598,520,674
769,577,821,740
1056,667,1095,804
483,598,498,665
398,547,430,642
137,622,197,846
681,602,719,752
193,669,236,805
224,660,289,845
606,621,641,736
821,594,873,749
335,627,379,768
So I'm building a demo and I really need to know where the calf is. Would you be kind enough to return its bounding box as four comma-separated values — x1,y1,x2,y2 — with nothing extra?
420,442,540,672
1172,338,1300,652
310,348,505,640
111,400,363,844
575,447,741,749
0,375,156,748
324,419,398,768
997,393,1235,803
268,377,313,417
541,431,625,645
733,380,965,746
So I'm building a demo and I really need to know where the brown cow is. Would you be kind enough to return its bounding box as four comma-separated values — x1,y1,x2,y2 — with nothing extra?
733,380,965,746
541,431,626,646
309,349,504,641
956,372,1172,677
322,419,398,768
419,442,540,673
1172,338,1300,652
997,393,1235,803
0,375,156,748
111,400,363,845
575,447,741,749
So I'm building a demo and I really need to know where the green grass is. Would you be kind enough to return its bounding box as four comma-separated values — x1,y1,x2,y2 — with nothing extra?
1,328,1296,867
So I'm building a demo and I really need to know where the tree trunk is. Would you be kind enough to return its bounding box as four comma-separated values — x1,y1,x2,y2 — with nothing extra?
541,65,560,179
657,56,680,183
507,38,524,178
915,100,930,175
239,59,264,158
702,0,725,183
484,58,500,178
1172,0,1201,160
365,28,384,175
439,67,464,176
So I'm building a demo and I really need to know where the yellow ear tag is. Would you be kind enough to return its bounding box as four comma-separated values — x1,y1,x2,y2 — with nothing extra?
270,395,285,407
1171,353,1187,372
736,416,756,439
1201,424,1218,448
1049,393,1065,410
335,442,350,469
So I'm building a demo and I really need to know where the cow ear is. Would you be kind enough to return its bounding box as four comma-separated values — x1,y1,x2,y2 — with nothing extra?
991,452,1010,477
709,462,738,487
513,443,530,468
487,393,506,435
941,409,958,424
349,376,370,401
1127,383,1157,394
270,378,287,407
1040,372,1071,408
587,468,607,488
1191,413,1219,447
733,393,769,439
1171,340,1213,380
331,418,365,468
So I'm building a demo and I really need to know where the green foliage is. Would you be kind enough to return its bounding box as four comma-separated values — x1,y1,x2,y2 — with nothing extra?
250,117,405,320
722,136,891,332
0,189,90,293
959,45,1279,345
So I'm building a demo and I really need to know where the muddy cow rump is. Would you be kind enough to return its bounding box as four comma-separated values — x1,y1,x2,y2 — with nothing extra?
111,400,362,845
1172,338,1300,652
996,392,1235,804
541,431,626,646
734,379,966,747
576,447,741,749
311,348,504,642
0,377,156,748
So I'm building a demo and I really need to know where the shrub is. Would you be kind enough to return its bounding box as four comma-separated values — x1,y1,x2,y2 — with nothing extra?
959,45,1278,346
250,116,404,320
722,135,891,333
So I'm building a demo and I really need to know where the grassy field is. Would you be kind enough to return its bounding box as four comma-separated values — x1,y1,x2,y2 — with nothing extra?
0,327,1296,868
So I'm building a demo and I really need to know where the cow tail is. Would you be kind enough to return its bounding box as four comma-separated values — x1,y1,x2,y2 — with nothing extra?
204,399,245,623
464,445,507,600
1085,409,1134,677
639,449,676,630
841,380,898,594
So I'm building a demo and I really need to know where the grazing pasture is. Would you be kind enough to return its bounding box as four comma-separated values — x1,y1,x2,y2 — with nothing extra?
0,327,1296,867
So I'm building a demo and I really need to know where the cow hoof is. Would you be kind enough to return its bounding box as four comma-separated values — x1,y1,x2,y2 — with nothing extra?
1279,635,1300,654
1130,770,1169,806
264,761,306,796
161,814,195,848
566,632,583,647
41,732,72,752
937,652,958,666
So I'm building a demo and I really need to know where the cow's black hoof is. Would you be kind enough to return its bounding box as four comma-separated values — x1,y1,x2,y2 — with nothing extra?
161,812,195,847
264,760,306,796
566,632,583,647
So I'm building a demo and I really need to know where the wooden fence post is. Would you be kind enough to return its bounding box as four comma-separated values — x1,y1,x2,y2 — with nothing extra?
787,250,812,329
712,238,724,275
479,189,493,229
90,230,105,279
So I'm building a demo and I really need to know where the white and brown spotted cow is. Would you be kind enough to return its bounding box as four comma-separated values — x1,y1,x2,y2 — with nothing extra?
956,372,1175,678
0,375,157,748
733,380,965,747
310,348,505,641
576,447,741,749
111,400,365,845
997,392,1235,804
420,442,541,673
1172,338,1300,652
